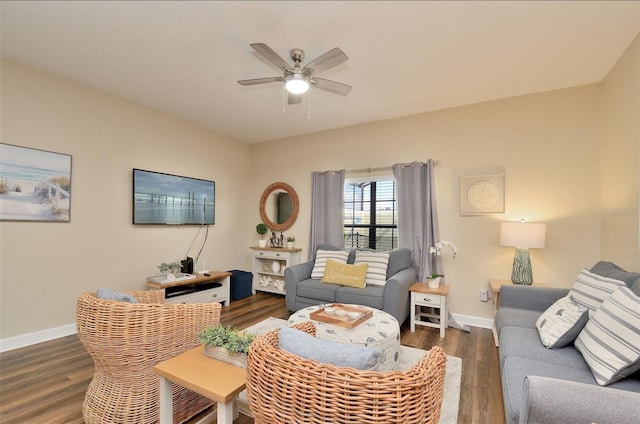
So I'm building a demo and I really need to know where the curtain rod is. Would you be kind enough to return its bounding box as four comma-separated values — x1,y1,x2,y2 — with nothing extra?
345,160,440,175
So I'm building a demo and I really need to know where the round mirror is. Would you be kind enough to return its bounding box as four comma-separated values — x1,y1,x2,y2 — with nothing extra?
259,182,299,232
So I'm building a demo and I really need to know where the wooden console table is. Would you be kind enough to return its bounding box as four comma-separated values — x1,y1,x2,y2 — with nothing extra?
146,271,232,305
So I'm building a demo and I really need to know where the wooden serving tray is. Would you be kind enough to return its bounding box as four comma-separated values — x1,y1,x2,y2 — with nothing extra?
309,304,373,329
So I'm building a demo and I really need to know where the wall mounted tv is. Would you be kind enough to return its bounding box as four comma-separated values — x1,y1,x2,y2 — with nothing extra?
133,168,215,225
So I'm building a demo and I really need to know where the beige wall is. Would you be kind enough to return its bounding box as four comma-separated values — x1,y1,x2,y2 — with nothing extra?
601,34,640,269
252,85,606,320
252,34,640,321
0,61,252,339
2,32,638,342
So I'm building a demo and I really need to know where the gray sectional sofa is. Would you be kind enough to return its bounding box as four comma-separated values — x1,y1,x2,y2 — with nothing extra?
284,244,416,324
496,261,640,424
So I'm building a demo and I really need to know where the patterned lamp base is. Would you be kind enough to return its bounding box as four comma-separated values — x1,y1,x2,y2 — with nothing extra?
511,247,533,285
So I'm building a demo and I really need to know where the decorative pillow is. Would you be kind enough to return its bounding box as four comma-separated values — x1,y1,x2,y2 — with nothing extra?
574,286,640,386
535,295,589,348
568,268,625,314
278,327,381,370
311,249,350,279
354,251,390,287
96,288,137,303
321,259,368,288
631,278,640,297
589,261,640,288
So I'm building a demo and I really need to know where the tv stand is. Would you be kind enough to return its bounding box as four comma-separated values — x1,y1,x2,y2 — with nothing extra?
146,271,231,305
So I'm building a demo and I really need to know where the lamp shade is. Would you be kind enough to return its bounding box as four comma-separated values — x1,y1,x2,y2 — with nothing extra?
500,222,546,249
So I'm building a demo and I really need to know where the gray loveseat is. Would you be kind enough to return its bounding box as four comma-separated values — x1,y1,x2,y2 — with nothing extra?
284,244,416,324
496,261,640,424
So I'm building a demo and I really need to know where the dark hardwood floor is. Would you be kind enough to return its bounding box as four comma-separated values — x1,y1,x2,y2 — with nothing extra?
0,292,505,424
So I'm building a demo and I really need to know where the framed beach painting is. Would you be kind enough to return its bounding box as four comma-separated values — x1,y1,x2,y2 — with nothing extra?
0,143,72,222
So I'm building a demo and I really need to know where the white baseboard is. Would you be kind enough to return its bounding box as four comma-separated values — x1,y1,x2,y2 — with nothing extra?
0,323,77,353
451,313,493,330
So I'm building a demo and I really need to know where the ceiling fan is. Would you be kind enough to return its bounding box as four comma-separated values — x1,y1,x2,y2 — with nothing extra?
237,43,352,105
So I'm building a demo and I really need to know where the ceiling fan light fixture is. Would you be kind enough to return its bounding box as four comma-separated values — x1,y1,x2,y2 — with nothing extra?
285,73,309,94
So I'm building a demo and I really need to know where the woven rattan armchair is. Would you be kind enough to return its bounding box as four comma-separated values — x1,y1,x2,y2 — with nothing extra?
246,321,447,424
76,290,221,424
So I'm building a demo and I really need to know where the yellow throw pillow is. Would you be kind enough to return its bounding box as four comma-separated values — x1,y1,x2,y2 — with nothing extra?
321,259,368,288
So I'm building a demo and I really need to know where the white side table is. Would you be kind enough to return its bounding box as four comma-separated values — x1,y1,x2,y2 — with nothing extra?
409,283,449,338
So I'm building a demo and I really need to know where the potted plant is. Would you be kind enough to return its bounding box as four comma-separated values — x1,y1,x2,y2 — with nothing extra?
198,325,257,368
158,261,182,281
286,236,295,249
427,241,458,288
256,223,268,247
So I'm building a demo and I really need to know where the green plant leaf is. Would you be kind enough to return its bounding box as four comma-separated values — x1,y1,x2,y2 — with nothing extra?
198,325,257,354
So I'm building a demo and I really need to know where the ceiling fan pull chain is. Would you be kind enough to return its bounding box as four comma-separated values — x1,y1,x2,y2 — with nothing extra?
308,87,311,120
282,84,286,113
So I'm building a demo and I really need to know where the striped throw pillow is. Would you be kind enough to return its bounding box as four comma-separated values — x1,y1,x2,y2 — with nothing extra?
574,287,640,386
569,269,626,314
311,249,350,279
354,251,390,287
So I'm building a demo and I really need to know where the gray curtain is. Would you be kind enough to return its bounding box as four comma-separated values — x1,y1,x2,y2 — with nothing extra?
309,170,345,256
392,160,439,282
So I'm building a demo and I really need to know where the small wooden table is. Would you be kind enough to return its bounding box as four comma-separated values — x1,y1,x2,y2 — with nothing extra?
154,345,246,424
409,283,449,337
489,279,549,346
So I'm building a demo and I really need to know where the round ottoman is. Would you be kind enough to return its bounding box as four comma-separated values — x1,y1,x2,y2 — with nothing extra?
288,304,401,371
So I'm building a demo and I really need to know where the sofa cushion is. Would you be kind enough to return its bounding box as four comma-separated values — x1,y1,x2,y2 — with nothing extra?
321,259,367,288
575,286,640,386
354,251,389,287
311,249,350,279
296,279,338,302
568,268,625,314
535,296,589,348
335,286,385,309
386,248,412,278
499,326,589,370
501,356,640,424
278,326,381,370
495,307,541,336
589,261,640,288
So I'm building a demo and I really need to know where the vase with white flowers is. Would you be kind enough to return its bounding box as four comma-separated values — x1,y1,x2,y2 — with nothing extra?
427,240,458,288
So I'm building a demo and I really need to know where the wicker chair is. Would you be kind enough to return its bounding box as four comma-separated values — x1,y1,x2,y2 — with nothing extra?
76,290,221,424
246,321,447,424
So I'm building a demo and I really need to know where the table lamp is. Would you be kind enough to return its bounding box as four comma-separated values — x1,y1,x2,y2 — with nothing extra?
500,221,546,284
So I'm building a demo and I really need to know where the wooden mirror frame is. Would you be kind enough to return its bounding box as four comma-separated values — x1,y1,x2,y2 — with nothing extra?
259,182,299,232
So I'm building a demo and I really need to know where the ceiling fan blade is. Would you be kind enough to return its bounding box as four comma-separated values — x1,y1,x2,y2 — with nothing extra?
303,47,348,75
311,77,352,96
288,93,303,105
250,43,292,72
237,76,283,86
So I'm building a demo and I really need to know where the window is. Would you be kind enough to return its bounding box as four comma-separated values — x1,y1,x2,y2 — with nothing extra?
343,176,397,250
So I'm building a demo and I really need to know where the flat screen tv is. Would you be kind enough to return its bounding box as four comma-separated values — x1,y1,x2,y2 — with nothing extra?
133,168,215,225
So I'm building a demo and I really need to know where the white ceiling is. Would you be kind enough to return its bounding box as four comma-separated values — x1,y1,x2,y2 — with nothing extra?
1,1,638,144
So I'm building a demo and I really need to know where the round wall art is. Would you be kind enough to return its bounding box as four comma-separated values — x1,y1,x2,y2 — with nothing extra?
460,174,505,215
